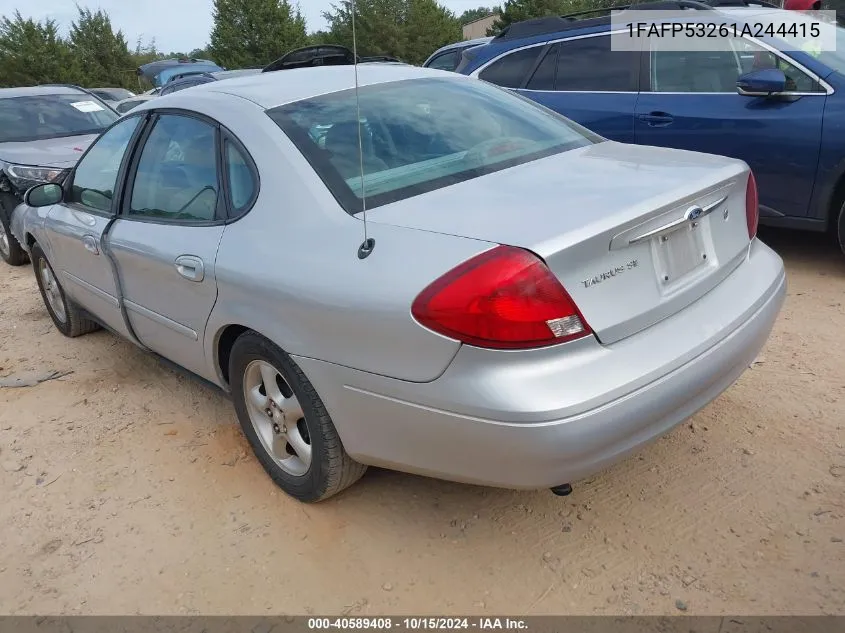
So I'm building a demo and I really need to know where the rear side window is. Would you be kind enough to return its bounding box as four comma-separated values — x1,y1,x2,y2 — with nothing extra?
555,35,639,92
526,44,559,90
225,140,257,213
479,47,542,88
128,115,220,222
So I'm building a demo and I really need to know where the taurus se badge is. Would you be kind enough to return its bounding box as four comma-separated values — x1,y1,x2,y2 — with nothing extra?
582,259,639,289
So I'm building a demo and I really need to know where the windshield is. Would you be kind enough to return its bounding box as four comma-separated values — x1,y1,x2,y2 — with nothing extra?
738,10,845,76
0,94,119,143
814,22,845,76
267,77,598,213
156,64,222,87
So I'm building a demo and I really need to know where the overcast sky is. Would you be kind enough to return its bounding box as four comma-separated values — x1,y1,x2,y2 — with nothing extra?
0,0,491,53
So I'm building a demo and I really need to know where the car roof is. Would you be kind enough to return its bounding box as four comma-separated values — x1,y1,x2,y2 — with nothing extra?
459,0,788,68
178,64,464,109
116,94,155,105
0,85,88,98
433,37,494,55
212,68,263,80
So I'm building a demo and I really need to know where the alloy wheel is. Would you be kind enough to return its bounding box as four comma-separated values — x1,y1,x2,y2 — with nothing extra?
242,359,312,476
39,258,67,324
0,222,9,259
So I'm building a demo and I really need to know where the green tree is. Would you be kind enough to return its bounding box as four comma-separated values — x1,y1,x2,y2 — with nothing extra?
209,0,308,69
0,12,74,87
322,0,406,58
459,6,496,24
68,6,135,87
489,0,614,35
322,0,461,64
404,0,462,64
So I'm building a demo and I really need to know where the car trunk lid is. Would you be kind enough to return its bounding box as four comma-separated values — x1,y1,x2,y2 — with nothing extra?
370,141,753,345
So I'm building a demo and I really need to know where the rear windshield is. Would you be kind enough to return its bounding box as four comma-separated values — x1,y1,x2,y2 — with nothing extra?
0,94,119,143
267,77,598,213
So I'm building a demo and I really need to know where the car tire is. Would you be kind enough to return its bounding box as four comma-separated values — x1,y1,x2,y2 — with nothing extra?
0,202,27,266
229,331,367,502
31,243,101,338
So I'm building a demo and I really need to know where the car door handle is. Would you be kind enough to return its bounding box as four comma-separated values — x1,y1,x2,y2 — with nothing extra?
82,235,99,255
638,112,674,127
174,255,204,282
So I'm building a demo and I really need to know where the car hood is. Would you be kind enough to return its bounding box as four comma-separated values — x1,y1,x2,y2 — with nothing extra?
0,134,98,169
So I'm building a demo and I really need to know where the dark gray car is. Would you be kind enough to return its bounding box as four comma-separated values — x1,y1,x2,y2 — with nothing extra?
0,85,119,265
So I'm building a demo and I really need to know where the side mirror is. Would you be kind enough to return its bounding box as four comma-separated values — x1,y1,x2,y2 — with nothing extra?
24,182,63,208
737,68,787,97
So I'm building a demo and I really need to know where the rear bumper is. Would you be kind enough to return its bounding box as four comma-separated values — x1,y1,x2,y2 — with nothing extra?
295,239,786,489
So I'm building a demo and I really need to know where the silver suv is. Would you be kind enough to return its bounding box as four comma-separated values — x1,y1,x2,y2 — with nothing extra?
0,85,118,265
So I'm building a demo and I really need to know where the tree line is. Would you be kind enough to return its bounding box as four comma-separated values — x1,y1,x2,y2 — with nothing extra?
5,0,766,89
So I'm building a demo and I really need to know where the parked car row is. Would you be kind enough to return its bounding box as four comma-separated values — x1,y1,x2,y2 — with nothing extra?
0,6,794,503
0,85,121,265
425,0,845,256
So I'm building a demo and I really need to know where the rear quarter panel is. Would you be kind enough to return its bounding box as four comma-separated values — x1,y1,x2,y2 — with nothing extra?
180,91,493,384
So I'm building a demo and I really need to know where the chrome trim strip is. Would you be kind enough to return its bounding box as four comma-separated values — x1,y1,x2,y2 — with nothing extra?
627,195,728,245
62,271,119,307
124,299,198,341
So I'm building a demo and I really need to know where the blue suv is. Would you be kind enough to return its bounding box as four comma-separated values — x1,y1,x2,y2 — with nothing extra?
457,0,845,254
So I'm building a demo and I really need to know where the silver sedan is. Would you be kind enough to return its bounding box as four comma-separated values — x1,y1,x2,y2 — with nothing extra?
12,65,786,502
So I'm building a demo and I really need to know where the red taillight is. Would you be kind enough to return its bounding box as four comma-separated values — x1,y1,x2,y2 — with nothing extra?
411,245,592,350
746,170,759,240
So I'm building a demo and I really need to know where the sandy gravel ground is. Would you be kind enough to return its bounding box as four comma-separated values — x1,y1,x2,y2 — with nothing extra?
0,227,843,616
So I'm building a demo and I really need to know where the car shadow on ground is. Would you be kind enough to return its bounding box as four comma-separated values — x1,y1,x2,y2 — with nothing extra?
329,225,845,512
758,225,844,277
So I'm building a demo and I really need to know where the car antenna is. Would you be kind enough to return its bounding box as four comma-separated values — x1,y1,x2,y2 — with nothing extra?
351,0,375,259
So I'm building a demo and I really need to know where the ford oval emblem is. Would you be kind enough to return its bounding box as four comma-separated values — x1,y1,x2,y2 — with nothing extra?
685,206,704,221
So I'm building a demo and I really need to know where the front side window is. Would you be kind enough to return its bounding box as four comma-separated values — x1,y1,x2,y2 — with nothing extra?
268,77,598,214
426,50,460,71
68,115,142,212
555,35,639,92
814,23,845,76
128,114,220,222
734,38,822,92
0,94,119,143
479,47,542,88
651,36,822,93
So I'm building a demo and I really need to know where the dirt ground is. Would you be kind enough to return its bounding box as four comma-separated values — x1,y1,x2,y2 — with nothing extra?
0,227,843,616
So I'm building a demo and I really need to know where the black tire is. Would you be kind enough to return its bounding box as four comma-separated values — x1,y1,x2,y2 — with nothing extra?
31,242,101,338
229,331,367,502
0,199,27,266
